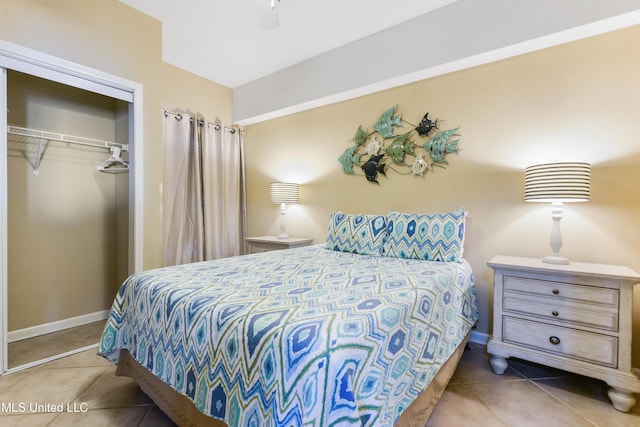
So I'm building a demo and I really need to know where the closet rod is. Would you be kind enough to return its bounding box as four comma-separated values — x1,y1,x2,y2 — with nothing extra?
163,110,242,134
7,126,129,152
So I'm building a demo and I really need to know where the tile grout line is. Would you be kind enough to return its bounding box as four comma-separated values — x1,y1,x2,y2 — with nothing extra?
508,362,601,427
527,378,601,427
447,382,513,427
46,410,62,426
139,405,156,426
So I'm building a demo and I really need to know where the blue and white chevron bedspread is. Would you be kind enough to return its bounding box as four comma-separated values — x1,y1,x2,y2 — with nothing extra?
99,245,478,426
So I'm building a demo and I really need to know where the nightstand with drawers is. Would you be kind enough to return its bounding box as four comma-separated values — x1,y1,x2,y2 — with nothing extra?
487,255,640,412
245,236,313,253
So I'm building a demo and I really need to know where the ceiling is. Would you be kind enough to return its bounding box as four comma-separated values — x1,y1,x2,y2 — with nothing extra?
119,0,460,89
119,0,640,124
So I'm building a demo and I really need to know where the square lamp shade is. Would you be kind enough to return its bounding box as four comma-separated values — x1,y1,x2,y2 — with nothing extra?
270,182,299,239
525,162,590,264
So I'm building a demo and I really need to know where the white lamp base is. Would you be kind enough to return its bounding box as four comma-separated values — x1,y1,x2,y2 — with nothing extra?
277,202,290,239
543,254,570,265
543,201,570,265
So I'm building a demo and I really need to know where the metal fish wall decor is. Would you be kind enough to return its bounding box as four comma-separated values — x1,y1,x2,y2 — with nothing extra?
337,105,462,184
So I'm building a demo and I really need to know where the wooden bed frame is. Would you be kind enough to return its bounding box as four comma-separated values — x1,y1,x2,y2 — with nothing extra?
115,331,471,427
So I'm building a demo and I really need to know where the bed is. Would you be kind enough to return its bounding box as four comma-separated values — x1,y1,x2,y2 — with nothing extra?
99,210,479,426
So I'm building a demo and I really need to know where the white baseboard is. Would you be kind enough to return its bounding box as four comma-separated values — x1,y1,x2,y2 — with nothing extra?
470,330,490,345
8,310,109,343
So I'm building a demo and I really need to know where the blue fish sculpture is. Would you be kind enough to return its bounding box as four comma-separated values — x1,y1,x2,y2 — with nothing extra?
373,105,403,138
361,154,387,183
423,128,460,164
338,145,361,174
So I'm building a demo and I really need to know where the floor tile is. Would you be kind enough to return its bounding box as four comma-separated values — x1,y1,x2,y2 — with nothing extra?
426,383,509,427
139,406,178,426
48,406,150,427
0,413,58,426
76,366,153,409
0,367,106,410
468,380,595,427
535,377,640,427
0,369,32,394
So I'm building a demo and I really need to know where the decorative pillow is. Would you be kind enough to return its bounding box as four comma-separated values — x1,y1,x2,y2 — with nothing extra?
325,211,387,256
384,208,466,261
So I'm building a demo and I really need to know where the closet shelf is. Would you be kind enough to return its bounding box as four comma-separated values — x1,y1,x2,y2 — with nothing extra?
7,126,128,152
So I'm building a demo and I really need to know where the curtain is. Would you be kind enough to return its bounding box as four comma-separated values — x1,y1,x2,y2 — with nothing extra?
202,120,246,260
163,111,246,266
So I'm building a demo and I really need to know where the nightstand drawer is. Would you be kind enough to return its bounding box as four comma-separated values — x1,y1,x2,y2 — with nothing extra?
503,316,618,368
248,245,271,254
505,276,619,307
246,236,313,253
503,294,619,331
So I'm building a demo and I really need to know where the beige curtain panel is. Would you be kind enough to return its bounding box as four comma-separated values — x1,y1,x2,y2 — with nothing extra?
162,111,246,266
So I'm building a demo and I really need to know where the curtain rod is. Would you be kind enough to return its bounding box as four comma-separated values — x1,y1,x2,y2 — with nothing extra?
163,110,241,134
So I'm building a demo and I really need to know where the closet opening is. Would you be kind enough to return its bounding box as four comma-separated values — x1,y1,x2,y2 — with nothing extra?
0,39,143,375
5,70,131,369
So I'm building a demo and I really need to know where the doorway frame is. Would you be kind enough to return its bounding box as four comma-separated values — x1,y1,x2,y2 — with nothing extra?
0,40,144,374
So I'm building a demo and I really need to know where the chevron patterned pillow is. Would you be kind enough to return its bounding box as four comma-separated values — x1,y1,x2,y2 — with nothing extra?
325,210,387,255
384,209,467,261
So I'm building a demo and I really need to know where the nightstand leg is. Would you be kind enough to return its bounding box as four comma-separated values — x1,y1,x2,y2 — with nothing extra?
489,356,508,375
607,387,636,412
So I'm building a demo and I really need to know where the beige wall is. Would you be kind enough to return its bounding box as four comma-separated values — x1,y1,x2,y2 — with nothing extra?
244,26,640,364
0,0,233,272
0,0,232,328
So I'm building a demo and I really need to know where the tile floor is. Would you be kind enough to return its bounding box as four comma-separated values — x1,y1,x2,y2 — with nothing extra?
0,341,638,426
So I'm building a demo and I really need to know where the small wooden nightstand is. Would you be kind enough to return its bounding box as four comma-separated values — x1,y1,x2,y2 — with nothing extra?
245,236,313,254
487,255,640,412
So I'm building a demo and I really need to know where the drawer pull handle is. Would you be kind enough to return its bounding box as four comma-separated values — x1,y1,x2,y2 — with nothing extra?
552,310,559,316
549,336,561,345
552,289,559,295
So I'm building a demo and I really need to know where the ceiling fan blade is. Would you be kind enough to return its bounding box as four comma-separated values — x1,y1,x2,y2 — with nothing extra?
256,0,279,30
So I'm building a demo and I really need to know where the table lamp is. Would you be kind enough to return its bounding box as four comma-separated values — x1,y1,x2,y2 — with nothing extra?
524,162,590,264
270,182,299,239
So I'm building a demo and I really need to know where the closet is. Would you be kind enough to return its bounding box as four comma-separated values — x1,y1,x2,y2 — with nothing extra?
0,40,143,374
5,71,129,368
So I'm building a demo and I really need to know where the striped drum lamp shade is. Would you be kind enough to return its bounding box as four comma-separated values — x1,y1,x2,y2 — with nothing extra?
270,182,299,205
525,162,590,202
524,162,591,265
270,182,299,239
